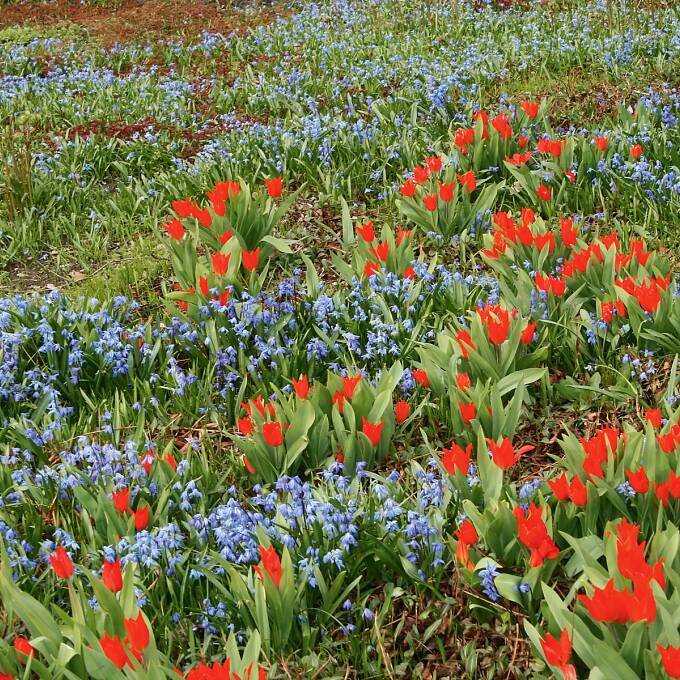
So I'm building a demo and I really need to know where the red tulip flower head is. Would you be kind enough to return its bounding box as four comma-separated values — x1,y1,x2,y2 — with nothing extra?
113,487,130,513
211,251,230,276
520,100,539,119
441,442,472,476
264,176,283,198
488,437,534,469
342,373,362,398
262,421,284,447
459,401,476,425
124,613,150,653
362,418,384,446
292,375,310,399
423,194,438,211
102,559,123,593
258,545,282,588
100,632,130,669
14,637,35,659
513,503,559,566
163,218,185,240
657,644,680,679
540,629,576,680
241,248,261,272
49,546,74,580
394,400,410,424
537,184,552,201
133,505,149,531
356,221,375,242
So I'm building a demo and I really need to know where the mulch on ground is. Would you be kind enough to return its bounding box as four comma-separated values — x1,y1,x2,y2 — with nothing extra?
0,0,287,46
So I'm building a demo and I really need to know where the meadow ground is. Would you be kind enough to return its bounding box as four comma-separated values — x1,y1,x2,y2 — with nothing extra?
0,0,679,677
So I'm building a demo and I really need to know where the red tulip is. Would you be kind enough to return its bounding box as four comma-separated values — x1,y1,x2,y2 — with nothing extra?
125,613,150,653
658,644,680,679
423,194,438,211
520,322,537,344
513,503,559,567
536,184,551,201
537,138,566,158
241,248,261,272
112,488,130,513
655,480,671,507
370,240,389,262
99,632,129,669
49,546,74,580
259,545,282,588
356,221,375,242
396,226,412,246
207,186,227,216
399,180,416,197
199,275,209,297
634,280,661,313
361,418,384,446
412,369,429,388
164,453,177,472
594,136,607,151
439,181,455,202
332,390,345,413
218,289,230,306
172,197,194,218
102,559,123,593
394,400,410,424
520,101,539,118
237,416,254,436
441,442,472,476
459,401,476,425
548,471,571,501
578,578,631,623
540,629,575,680
262,421,283,447
645,408,662,429
505,151,533,166
14,636,34,659
163,218,185,240
630,144,643,159
457,170,476,193
133,505,149,531
488,437,534,469
491,113,513,140
455,519,478,546
364,260,379,277
454,127,475,151
342,373,362,398
455,329,475,358
560,217,578,248
472,110,488,135
413,165,430,183
568,475,588,506
456,372,471,390
292,375,310,399
426,155,442,173
264,176,283,198
479,305,511,344
625,467,649,494
242,455,256,475
211,251,230,276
